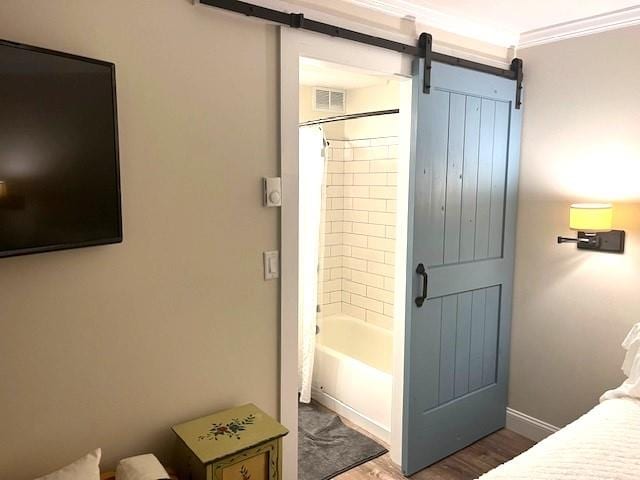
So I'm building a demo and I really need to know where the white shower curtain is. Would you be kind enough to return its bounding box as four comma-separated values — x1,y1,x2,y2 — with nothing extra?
298,125,326,404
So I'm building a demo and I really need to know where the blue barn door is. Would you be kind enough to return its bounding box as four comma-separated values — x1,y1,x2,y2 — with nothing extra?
402,60,522,475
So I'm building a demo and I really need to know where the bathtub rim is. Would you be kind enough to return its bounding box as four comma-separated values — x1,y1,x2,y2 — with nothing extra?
315,340,393,377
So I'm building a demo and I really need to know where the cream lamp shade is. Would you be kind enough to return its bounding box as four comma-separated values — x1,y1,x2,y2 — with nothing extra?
569,203,612,232
0,181,6,198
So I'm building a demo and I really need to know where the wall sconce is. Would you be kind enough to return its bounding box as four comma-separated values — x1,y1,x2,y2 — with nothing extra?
557,203,625,253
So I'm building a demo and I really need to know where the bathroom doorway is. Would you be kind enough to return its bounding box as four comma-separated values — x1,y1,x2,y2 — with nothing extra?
298,58,399,442
297,60,400,479
280,28,413,480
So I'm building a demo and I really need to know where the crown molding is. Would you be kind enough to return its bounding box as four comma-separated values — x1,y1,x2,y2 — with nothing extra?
342,0,519,48
203,0,640,51
336,0,640,50
518,5,640,49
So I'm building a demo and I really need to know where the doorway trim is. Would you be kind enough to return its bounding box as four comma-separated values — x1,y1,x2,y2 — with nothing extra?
280,27,413,480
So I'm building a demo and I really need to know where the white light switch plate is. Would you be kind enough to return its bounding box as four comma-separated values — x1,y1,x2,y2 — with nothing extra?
263,250,279,280
263,177,282,207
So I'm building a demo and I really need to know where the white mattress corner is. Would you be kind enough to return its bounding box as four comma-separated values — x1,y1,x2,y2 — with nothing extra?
478,397,640,479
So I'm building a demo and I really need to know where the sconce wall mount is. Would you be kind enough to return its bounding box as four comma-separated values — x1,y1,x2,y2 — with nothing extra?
557,230,625,253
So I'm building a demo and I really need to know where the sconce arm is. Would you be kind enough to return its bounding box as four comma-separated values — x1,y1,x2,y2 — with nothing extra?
557,236,589,244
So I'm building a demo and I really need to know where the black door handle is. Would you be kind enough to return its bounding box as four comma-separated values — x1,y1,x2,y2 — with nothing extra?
415,263,428,307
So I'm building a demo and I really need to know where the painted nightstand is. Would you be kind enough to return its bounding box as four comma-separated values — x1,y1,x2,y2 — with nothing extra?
172,403,288,480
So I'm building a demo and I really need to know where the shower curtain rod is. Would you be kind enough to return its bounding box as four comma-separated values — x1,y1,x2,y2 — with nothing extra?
299,109,399,127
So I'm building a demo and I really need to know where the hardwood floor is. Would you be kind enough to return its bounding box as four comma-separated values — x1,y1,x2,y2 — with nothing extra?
335,428,534,480
314,402,535,480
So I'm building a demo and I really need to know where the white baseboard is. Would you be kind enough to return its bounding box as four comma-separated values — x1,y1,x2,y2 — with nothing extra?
311,387,391,444
506,407,559,442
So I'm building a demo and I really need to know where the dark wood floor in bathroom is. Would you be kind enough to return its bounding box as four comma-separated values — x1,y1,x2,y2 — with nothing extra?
325,403,535,480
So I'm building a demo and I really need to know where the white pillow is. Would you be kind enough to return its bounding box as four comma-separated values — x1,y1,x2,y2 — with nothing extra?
601,323,640,402
116,454,169,480
621,323,640,377
35,449,101,480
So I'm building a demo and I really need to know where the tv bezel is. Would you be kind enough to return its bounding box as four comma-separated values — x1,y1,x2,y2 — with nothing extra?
0,39,123,259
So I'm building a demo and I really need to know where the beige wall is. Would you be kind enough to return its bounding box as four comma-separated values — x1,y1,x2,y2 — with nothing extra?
0,2,505,475
7,0,636,476
0,2,279,479
299,83,401,139
343,83,400,139
511,25,640,427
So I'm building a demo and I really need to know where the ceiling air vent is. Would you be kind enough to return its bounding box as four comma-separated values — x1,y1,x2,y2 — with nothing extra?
313,87,345,113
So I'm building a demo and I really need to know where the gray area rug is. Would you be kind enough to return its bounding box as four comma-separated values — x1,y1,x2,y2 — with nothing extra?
298,402,388,480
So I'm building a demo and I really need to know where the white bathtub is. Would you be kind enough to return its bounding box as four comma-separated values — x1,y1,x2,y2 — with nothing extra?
312,314,392,442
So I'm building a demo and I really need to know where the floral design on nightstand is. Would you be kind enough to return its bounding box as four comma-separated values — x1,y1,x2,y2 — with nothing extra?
240,465,251,480
198,414,256,441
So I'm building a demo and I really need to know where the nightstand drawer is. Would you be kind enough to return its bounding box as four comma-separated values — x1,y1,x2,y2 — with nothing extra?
221,451,268,480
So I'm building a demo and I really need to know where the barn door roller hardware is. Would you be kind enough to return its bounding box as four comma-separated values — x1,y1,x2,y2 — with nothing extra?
198,0,524,109
419,32,432,94
510,58,524,109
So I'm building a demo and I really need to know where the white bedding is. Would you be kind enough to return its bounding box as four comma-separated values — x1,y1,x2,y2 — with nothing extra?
478,397,640,480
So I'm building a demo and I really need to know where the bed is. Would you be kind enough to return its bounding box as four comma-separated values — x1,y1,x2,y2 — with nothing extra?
479,323,640,480
478,397,640,479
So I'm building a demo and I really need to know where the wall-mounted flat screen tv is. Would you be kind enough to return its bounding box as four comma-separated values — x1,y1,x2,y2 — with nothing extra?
0,39,122,258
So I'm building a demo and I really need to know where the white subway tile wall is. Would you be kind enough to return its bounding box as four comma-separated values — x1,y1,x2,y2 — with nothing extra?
318,137,398,330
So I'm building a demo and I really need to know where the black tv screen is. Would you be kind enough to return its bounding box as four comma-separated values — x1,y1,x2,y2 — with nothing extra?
0,39,122,258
